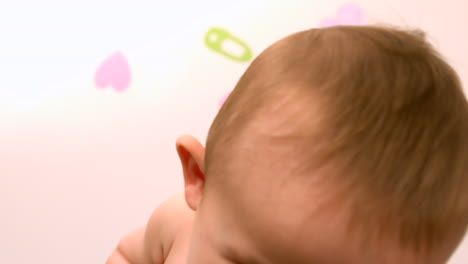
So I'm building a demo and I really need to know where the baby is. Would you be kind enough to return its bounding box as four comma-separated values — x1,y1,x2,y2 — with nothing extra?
106,25,468,264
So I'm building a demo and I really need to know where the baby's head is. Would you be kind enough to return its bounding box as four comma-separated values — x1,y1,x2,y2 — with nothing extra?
176,25,468,264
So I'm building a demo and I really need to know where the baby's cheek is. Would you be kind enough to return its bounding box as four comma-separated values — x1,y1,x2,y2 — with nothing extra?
186,225,231,264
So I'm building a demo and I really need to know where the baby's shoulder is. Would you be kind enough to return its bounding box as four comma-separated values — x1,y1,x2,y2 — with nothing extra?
144,194,194,262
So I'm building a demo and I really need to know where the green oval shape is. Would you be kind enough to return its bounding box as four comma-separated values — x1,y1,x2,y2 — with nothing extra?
205,27,254,63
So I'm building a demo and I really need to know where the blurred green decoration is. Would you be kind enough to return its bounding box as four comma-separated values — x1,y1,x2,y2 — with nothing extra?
205,27,254,63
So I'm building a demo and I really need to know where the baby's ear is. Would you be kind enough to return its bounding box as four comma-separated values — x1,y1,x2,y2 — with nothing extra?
176,135,206,211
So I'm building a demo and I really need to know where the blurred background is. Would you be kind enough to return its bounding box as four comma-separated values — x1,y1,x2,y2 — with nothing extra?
1,0,467,263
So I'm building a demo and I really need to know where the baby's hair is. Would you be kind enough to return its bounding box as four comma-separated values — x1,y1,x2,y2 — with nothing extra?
204,25,468,253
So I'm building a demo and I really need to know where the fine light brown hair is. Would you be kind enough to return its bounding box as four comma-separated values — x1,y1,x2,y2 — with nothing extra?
204,25,468,252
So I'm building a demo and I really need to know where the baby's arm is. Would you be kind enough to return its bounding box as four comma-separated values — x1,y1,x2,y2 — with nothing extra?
106,226,153,264
106,195,187,264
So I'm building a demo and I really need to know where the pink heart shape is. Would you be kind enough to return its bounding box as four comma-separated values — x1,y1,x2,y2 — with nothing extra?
95,51,131,92
219,91,231,109
319,3,366,28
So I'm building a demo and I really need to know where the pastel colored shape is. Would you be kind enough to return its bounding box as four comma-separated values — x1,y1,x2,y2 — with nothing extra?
319,2,366,28
219,91,231,108
205,27,254,63
319,18,340,28
338,3,366,25
95,51,131,92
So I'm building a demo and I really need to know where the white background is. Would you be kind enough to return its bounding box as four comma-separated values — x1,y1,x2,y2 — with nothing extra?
1,0,467,263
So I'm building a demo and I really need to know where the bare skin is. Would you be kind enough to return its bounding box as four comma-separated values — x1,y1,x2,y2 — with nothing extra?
106,194,193,264
106,135,462,264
